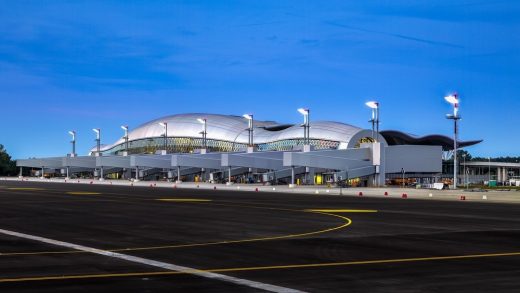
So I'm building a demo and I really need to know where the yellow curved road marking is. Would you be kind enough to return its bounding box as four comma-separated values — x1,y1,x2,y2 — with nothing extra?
0,251,519,283
0,210,352,256
305,209,378,213
157,198,212,202
66,192,101,195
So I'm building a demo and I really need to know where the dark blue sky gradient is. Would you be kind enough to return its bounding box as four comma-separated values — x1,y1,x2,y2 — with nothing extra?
1,1,519,158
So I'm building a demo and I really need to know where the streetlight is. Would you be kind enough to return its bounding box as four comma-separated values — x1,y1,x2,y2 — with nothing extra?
121,125,129,153
243,114,254,147
365,101,380,142
297,108,310,145
488,157,491,186
68,130,76,156
158,122,168,151
197,118,207,149
462,153,467,188
92,128,101,154
445,93,460,189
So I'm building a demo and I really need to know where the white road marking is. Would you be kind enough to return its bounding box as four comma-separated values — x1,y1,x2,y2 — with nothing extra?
0,228,304,293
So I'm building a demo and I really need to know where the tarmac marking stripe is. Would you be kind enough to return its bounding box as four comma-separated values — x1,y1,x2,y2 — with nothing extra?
7,188,45,191
305,209,378,213
66,192,101,195
0,211,353,256
157,198,212,202
0,228,304,293
0,251,519,283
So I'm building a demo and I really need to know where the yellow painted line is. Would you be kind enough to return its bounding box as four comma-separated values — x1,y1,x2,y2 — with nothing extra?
7,188,45,191
305,209,378,213
157,198,212,202
0,203,353,256
1,251,519,283
0,250,80,257
66,192,101,195
112,212,352,253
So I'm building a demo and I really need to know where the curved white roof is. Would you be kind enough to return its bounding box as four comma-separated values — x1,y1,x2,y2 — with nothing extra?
98,113,378,152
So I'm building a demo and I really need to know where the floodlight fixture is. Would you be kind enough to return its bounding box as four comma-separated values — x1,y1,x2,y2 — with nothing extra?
243,114,254,146
297,108,310,145
445,93,461,189
365,101,380,141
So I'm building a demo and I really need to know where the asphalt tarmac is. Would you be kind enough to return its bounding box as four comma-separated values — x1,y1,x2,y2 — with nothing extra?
0,180,519,292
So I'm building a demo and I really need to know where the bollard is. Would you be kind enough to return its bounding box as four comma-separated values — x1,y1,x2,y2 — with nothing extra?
197,185,200,188
402,193,408,199
482,195,487,200
315,190,319,194
214,186,217,190
460,195,466,201
358,192,363,197
255,188,259,192
90,181,93,184
429,193,433,197
326,189,330,193
273,187,276,191
384,191,388,196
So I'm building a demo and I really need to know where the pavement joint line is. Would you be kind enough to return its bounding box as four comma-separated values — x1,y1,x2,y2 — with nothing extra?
157,198,213,202
1,251,519,284
0,228,304,293
7,188,45,191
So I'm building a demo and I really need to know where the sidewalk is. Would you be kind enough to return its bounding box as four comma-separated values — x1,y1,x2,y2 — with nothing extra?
2,177,520,204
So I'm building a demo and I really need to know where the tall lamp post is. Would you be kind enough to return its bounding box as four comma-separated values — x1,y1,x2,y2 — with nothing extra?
365,101,380,142
158,122,168,152
297,108,310,145
445,94,460,189
462,153,467,188
68,130,76,157
243,114,254,147
488,157,491,185
92,128,101,155
121,125,129,153
197,118,208,149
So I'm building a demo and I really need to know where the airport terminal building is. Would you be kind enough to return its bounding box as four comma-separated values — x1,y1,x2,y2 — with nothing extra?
17,113,486,187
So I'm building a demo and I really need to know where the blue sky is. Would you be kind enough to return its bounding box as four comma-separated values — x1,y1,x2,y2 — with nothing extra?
1,0,519,158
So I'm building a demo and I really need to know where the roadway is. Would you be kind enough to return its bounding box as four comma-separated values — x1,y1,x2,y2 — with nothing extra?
0,180,519,292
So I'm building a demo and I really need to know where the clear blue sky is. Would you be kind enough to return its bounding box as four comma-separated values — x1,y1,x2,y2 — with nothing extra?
1,1,519,159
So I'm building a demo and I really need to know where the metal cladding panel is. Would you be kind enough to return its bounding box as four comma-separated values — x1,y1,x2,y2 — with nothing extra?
221,151,284,170
385,145,442,173
17,157,63,168
96,156,131,168
172,153,223,169
63,156,97,168
96,114,370,153
131,155,172,168
283,148,371,170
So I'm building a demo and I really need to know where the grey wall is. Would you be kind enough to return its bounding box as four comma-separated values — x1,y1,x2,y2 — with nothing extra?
385,145,442,173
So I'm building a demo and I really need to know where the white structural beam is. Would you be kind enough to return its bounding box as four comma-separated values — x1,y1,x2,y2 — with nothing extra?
221,151,284,170
172,153,224,169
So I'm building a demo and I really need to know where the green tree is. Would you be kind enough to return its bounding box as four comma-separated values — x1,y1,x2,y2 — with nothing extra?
0,144,16,176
